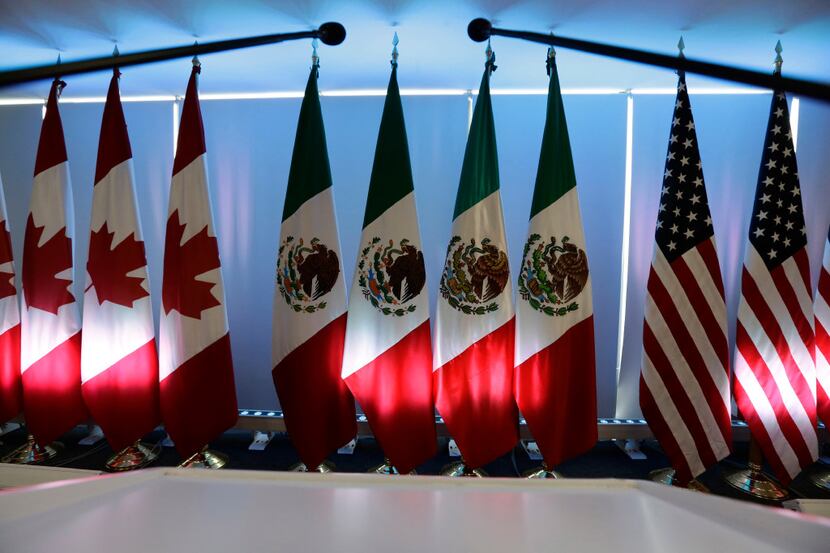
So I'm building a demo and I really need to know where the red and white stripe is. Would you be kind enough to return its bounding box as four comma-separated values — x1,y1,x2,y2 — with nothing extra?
640,238,732,481
816,234,830,424
734,245,817,483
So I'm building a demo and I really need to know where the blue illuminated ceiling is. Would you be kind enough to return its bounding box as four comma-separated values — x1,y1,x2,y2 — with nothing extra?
0,0,828,98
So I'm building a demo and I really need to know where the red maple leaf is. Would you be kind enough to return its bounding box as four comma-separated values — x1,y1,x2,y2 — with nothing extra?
86,222,150,307
22,215,75,314
162,211,221,318
0,220,16,299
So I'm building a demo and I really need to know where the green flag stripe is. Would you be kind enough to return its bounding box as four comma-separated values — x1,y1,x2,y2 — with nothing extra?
282,66,333,222
362,66,414,229
453,68,500,220
529,58,577,219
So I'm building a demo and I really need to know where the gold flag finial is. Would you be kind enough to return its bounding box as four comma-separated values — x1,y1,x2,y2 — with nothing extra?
546,38,556,76
391,32,399,67
773,40,783,75
485,38,496,74
192,40,201,69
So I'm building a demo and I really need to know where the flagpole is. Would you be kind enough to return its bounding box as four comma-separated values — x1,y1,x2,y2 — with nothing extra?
0,22,346,88
466,18,830,102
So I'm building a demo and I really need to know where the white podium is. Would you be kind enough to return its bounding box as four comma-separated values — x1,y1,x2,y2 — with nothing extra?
0,467,827,552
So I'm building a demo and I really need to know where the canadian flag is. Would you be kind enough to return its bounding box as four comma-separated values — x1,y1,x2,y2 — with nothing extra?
433,62,519,469
81,71,160,452
341,63,437,474
159,65,238,458
21,80,87,445
0,171,21,424
272,64,356,469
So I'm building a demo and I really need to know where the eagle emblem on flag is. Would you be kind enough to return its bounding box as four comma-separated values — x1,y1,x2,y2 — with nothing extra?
276,236,340,313
518,234,587,316
440,236,507,315
357,237,425,317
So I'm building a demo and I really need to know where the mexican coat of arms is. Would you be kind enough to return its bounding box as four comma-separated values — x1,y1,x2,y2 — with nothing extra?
276,236,340,313
440,236,509,315
357,237,426,316
518,234,588,316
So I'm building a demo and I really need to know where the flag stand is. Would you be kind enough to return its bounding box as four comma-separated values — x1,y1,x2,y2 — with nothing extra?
524,462,563,479
104,441,159,472
1,434,58,464
722,438,789,500
808,461,830,491
649,467,676,485
648,468,710,492
368,458,415,475
289,461,335,473
178,446,228,469
440,460,487,477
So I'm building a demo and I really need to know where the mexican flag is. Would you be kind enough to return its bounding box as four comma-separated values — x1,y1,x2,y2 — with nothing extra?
272,63,356,469
21,80,87,445
159,65,238,458
0,171,21,424
514,55,597,467
433,62,518,469
342,63,436,474
81,72,160,452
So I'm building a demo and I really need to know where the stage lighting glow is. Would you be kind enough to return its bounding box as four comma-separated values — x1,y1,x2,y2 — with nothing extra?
58,95,177,103
630,87,770,95
0,86,773,109
172,100,180,157
200,91,305,100
615,94,635,386
790,97,800,151
487,88,625,95
0,98,44,105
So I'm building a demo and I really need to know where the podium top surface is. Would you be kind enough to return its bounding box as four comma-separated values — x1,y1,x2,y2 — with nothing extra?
0,468,827,552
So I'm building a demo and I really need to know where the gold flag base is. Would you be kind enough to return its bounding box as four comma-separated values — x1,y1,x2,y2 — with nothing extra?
105,441,159,472
178,447,228,469
440,461,487,477
1,435,58,464
649,467,709,492
649,467,677,486
524,463,563,479
808,466,830,492
723,462,789,501
289,460,335,473
368,458,416,475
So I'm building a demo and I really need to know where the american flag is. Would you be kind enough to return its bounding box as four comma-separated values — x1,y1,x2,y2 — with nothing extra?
733,89,818,485
640,73,733,483
812,228,829,428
